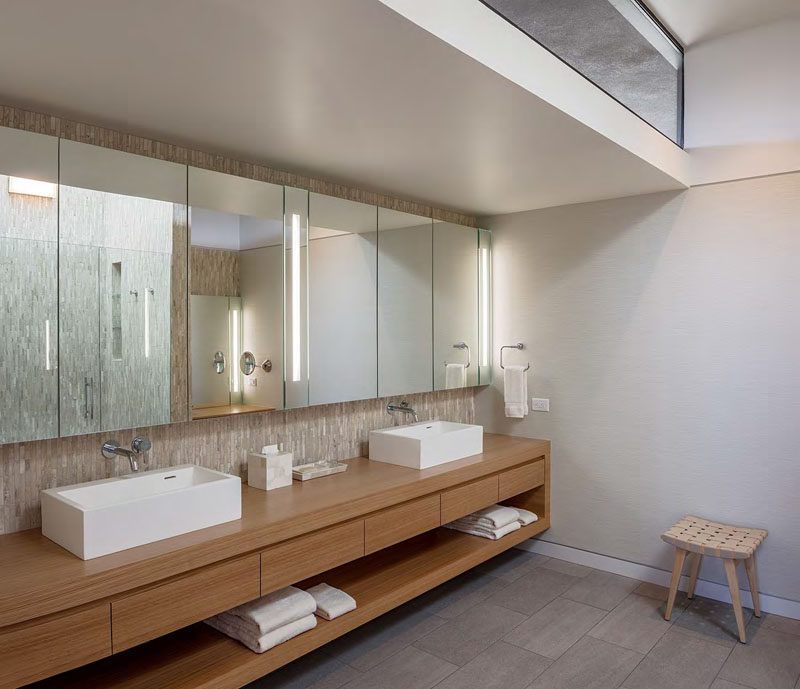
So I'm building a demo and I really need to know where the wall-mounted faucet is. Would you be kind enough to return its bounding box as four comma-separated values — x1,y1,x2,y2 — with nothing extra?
387,400,419,424
101,436,152,472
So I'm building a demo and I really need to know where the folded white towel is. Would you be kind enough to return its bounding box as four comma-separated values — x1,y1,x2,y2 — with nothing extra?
515,507,539,526
206,613,316,654
504,365,529,418
445,363,467,389
306,583,357,620
459,505,521,530
224,586,316,637
444,520,521,540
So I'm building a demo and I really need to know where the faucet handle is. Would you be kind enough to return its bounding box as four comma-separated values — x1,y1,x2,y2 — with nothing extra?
131,436,151,454
101,439,121,460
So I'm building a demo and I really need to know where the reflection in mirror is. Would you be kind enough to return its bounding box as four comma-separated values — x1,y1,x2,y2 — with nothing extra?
58,141,188,436
433,222,479,390
377,208,433,397
478,228,493,386
309,194,378,405
188,168,284,419
0,127,59,443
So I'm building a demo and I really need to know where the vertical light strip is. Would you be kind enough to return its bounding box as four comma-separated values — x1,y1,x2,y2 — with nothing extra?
144,288,151,358
480,246,489,367
45,319,51,371
291,212,301,382
231,308,240,393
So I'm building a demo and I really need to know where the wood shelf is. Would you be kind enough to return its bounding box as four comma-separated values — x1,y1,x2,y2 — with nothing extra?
28,521,549,689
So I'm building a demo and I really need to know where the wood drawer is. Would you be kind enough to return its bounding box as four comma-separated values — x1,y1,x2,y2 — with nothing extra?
111,553,260,652
499,461,545,501
0,603,110,688
441,475,499,523
261,520,364,594
365,494,441,555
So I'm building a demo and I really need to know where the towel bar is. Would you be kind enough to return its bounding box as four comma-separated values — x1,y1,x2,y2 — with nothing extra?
500,343,530,371
445,342,471,368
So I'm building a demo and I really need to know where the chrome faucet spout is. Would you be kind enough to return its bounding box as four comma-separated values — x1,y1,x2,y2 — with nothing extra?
102,436,151,473
386,400,419,424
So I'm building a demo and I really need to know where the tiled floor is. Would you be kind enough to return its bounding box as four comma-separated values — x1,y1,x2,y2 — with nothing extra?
245,550,800,689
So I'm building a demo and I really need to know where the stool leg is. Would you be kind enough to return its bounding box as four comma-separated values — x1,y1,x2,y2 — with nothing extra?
665,547,687,621
686,553,702,599
744,555,761,617
723,558,746,643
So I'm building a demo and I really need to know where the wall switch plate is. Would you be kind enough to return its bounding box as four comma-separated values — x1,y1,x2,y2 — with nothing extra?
531,398,550,412
249,378,258,387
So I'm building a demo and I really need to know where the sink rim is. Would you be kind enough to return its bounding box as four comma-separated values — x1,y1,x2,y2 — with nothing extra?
370,419,483,437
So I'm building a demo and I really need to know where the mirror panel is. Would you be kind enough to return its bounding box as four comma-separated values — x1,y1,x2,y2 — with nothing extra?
58,140,187,436
188,168,284,419
433,221,479,390
284,187,309,410
377,208,433,397
308,194,378,405
0,127,59,443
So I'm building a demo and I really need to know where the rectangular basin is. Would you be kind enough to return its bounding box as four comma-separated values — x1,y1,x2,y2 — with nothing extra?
41,465,242,560
369,420,483,470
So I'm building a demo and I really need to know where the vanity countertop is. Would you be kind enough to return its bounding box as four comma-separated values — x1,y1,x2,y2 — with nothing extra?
0,433,549,628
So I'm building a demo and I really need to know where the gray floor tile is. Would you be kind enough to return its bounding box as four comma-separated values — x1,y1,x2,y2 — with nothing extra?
527,636,643,689
757,612,800,638
672,595,754,648
413,602,527,666
540,558,594,578
505,597,608,659
409,571,504,619
588,592,678,654
717,625,800,689
473,549,550,582
562,570,640,611
434,641,552,689
710,681,754,689
340,646,457,689
621,629,731,689
633,581,691,611
246,649,361,689
485,568,578,615
325,604,446,671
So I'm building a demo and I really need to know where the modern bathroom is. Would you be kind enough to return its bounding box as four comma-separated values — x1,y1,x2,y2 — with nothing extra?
0,1,798,688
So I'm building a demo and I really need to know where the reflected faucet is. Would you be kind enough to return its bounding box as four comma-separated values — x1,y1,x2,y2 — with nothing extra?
387,400,419,424
102,436,152,472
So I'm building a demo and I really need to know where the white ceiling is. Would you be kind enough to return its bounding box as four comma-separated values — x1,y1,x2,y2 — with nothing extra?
0,0,685,216
646,0,800,47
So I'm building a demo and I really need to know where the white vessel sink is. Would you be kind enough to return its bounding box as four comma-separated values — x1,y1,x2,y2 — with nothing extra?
369,421,484,470
41,465,242,560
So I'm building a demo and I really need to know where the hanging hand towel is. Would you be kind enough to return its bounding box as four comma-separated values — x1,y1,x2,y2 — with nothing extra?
445,363,467,389
504,365,528,418
306,583,357,620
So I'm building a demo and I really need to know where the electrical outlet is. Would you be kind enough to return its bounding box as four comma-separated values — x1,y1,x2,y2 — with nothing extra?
531,398,550,412
248,378,258,387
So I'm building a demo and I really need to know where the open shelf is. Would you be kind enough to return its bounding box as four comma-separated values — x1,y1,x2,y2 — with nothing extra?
28,520,548,689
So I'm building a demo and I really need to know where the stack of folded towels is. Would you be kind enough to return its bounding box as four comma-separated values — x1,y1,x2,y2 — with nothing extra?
444,504,538,540
205,583,356,653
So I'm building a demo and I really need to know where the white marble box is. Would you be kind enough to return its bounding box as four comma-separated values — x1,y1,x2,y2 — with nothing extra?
247,451,293,491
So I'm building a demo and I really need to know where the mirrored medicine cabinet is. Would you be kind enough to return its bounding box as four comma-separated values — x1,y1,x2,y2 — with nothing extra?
0,125,491,444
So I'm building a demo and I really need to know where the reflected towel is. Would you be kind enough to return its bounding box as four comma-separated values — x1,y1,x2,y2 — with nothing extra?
444,520,521,540
445,363,467,389
306,583,357,620
224,586,316,637
206,613,316,654
504,365,528,418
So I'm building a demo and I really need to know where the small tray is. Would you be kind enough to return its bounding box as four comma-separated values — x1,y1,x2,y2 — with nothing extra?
292,461,348,481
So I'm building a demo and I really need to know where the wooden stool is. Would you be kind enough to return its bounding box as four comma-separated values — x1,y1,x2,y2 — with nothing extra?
661,515,767,643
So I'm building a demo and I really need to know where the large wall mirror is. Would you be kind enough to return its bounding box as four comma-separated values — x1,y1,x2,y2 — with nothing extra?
0,125,491,444
188,168,284,420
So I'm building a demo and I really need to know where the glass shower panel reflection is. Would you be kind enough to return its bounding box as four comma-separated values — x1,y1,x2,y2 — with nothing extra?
284,187,309,410
0,127,59,443
377,208,433,397
433,222,479,391
58,141,187,436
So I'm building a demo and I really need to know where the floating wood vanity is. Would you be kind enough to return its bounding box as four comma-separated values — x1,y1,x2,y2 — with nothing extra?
0,433,550,689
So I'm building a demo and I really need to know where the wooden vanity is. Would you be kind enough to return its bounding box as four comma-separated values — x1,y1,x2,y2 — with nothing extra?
0,433,550,689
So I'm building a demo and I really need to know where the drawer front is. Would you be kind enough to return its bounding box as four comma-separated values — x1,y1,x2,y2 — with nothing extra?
261,520,365,594
365,494,441,555
0,603,110,688
498,461,545,501
441,475,499,524
111,553,260,652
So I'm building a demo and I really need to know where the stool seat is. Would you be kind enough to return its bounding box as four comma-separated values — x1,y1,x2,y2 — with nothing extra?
661,515,767,559
660,515,767,644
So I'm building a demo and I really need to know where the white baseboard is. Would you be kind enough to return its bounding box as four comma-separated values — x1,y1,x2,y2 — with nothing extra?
516,538,800,621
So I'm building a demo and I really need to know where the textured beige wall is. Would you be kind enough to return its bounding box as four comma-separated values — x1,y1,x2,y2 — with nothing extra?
190,246,240,297
477,173,800,602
